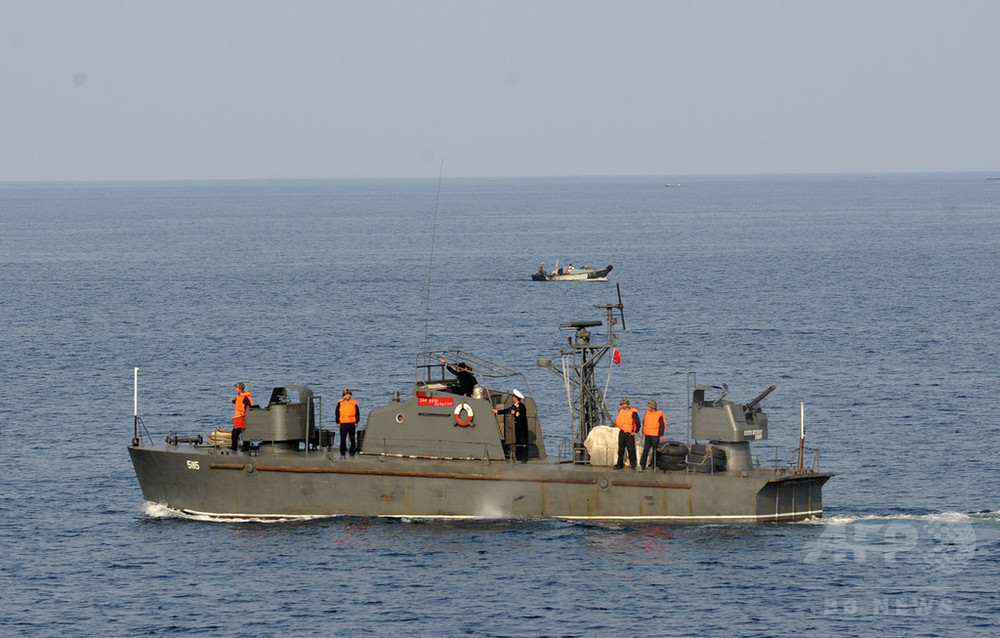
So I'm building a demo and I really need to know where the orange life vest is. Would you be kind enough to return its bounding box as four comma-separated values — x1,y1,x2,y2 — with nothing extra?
615,407,638,433
234,391,253,417
643,409,666,437
338,398,359,424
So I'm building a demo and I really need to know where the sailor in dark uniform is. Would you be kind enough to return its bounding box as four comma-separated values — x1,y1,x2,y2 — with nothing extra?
495,389,529,462
441,359,478,397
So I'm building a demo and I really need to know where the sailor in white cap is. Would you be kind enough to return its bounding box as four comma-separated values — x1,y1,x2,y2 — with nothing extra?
494,389,529,462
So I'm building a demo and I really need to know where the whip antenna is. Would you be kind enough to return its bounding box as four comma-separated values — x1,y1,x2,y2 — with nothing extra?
422,158,444,349
615,282,626,330
133,366,139,443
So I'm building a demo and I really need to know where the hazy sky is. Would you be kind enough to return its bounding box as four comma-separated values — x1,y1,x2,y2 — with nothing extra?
3,1,999,181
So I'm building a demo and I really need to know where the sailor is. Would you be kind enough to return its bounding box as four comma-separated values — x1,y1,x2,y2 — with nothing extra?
230,382,253,451
614,397,640,470
440,359,479,397
336,389,360,457
494,389,529,462
640,400,667,470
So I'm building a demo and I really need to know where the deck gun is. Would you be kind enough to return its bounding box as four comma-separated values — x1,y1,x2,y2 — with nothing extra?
745,384,777,413
691,384,776,442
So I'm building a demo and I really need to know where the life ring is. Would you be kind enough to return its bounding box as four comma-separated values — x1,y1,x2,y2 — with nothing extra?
453,402,474,427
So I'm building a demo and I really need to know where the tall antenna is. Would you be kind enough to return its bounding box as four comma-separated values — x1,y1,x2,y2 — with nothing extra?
133,366,140,444
422,158,444,349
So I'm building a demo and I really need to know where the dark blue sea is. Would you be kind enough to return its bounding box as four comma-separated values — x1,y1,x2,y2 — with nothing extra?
2,174,998,636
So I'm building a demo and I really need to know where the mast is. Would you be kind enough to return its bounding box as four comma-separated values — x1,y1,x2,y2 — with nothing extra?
541,285,626,463
133,366,139,445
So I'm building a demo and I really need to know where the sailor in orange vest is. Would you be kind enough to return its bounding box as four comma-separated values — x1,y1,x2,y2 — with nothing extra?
614,397,640,470
336,388,360,457
231,382,253,451
640,400,667,470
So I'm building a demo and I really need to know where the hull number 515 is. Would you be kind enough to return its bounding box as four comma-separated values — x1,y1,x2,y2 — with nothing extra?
186,460,200,470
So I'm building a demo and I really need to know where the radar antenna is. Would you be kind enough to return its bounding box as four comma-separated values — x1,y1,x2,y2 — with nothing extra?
616,282,626,331
595,282,627,339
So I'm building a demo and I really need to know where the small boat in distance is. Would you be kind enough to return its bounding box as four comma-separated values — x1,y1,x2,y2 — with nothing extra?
531,262,613,281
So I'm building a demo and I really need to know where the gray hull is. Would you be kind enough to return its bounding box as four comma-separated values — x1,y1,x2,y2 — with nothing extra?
128,445,830,522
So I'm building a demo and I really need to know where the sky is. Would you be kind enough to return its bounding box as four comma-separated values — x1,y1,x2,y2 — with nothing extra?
2,0,999,181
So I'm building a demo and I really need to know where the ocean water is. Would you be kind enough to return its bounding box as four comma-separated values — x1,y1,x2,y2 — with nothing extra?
1,173,998,636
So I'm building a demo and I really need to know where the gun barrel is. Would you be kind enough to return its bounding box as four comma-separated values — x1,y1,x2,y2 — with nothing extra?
745,384,778,410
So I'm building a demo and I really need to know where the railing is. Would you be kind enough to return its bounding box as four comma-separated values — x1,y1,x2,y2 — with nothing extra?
757,445,824,473
362,435,506,462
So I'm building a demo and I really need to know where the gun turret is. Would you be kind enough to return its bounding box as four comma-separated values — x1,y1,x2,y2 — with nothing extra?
691,384,771,443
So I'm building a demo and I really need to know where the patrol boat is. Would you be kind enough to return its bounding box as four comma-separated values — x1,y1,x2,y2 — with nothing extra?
127,295,832,522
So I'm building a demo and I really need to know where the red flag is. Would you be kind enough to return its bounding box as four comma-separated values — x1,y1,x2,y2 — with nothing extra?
613,349,621,365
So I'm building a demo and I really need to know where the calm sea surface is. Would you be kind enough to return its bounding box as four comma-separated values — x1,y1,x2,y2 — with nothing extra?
1,174,998,636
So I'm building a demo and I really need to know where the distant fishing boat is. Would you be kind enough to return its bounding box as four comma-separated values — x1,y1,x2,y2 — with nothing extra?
531,262,613,281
